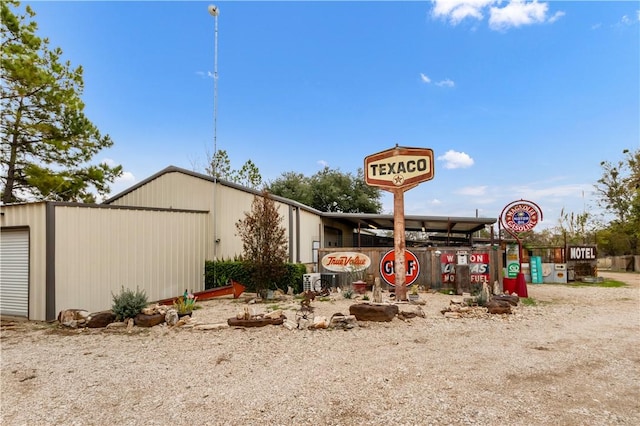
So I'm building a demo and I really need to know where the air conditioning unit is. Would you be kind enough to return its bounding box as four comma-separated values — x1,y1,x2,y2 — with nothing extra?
303,273,322,292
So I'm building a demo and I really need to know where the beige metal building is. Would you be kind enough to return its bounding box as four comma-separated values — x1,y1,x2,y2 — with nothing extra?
1,165,496,321
0,167,328,320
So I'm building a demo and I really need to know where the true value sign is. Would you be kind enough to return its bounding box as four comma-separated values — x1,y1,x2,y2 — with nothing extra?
365,146,434,190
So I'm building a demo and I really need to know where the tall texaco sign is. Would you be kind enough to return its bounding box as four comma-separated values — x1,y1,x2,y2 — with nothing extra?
364,146,434,190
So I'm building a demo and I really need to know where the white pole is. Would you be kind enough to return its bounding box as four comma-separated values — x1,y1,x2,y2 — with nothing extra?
208,5,219,263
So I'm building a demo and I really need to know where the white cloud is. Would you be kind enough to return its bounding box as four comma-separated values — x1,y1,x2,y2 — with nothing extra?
435,78,455,88
420,73,431,83
456,185,487,196
103,158,117,167
437,150,474,169
317,160,328,168
489,1,549,31
115,171,136,184
431,198,442,205
591,23,602,30
432,0,563,31
431,0,494,25
548,11,565,24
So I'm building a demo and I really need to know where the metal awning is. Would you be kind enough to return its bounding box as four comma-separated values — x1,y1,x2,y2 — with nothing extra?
322,212,496,235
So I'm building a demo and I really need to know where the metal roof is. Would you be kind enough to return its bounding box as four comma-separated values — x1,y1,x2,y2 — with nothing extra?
322,212,496,234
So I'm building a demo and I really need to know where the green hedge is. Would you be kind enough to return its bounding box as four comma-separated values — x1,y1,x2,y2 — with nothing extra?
205,260,307,294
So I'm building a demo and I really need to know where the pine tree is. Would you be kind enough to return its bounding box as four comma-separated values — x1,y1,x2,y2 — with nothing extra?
1,1,121,203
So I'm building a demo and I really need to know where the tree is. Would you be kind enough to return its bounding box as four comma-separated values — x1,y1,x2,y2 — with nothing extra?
269,166,382,213
267,171,313,206
1,1,121,203
235,190,288,295
235,159,262,189
594,148,640,255
204,149,262,189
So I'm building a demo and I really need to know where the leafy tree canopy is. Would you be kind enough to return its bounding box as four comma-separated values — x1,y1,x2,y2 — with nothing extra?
268,166,382,213
1,1,122,203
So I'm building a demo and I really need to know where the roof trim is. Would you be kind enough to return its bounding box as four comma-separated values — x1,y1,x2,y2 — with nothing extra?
103,165,323,215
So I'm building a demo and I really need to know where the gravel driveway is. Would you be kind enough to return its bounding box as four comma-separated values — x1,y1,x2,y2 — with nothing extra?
1,271,638,425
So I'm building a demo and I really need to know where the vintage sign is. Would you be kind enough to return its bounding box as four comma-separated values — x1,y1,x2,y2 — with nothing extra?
321,252,371,273
364,146,434,190
567,246,597,261
440,252,456,284
469,253,490,284
379,249,420,286
501,200,542,233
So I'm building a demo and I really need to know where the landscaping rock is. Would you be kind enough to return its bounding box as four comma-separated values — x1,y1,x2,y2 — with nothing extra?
86,311,116,328
134,312,165,327
349,303,399,322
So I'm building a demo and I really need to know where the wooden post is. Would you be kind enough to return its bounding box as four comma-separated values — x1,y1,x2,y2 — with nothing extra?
393,188,407,301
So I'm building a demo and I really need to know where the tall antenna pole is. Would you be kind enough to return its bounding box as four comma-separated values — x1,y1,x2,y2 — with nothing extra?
208,4,219,262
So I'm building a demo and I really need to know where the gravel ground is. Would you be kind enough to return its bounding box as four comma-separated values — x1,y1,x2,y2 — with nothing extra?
1,271,639,426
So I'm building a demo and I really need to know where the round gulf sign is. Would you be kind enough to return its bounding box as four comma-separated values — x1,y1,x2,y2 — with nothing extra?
379,249,420,286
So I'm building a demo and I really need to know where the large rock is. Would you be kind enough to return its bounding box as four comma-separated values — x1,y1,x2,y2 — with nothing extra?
58,309,89,328
86,311,117,328
135,312,165,327
349,303,399,322
486,299,512,314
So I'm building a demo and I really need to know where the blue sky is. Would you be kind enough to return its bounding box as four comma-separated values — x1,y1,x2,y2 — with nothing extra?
24,1,639,229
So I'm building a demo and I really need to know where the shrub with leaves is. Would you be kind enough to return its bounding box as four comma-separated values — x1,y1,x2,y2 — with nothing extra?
111,286,148,320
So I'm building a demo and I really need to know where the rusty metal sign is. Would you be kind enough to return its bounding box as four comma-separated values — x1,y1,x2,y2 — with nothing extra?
364,146,434,190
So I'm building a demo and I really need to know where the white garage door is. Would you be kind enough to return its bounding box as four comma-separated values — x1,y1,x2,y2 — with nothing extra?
1,229,29,317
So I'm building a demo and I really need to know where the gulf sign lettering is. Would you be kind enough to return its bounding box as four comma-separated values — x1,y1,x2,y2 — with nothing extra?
379,249,420,286
365,147,434,190
322,252,371,273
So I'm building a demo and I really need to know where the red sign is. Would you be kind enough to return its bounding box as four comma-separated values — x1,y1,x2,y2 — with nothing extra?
501,201,542,233
440,252,456,284
469,253,490,284
379,249,420,286
365,146,434,190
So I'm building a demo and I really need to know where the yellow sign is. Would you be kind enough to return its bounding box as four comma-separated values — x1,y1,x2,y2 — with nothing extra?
364,146,434,190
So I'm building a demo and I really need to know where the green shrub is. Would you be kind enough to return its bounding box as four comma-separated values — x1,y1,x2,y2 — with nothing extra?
343,289,354,299
111,286,148,320
204,260,306,293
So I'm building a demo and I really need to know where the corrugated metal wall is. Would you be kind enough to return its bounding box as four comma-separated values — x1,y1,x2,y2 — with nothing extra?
108,170,321,264
54,205,209,315
0,203,47,320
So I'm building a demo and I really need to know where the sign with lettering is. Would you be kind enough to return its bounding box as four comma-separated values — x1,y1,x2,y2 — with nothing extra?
440,252,457,284
469,253,490,284
321,252,371,273
567,246,597,261
365,146,434,190
502,202,541,232
379,249,420,286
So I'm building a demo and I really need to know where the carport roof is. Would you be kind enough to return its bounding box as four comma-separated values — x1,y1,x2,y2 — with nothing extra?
322,212,496,234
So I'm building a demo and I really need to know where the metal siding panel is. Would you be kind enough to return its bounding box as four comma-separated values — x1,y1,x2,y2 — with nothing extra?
0,203,47,320
0,229,29,317
54,206,208,314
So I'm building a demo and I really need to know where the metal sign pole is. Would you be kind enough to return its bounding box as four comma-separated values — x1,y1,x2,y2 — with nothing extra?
393,188,407,300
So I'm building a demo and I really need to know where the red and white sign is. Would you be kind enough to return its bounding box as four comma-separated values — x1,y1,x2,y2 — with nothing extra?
321,252,371,273
501,201,542,233
441,252,456,284
379,249,420,286
365,146,434,190
469,253,490,284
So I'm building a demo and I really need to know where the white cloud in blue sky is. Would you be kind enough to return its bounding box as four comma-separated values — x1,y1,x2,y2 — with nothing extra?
431,0,565,30
421,73,455,88
437,150,475,169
